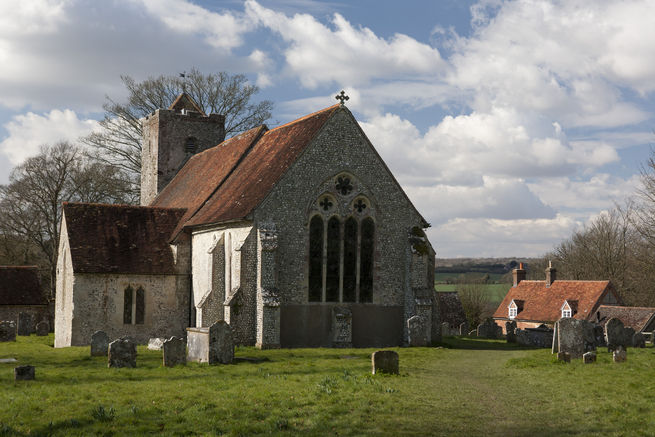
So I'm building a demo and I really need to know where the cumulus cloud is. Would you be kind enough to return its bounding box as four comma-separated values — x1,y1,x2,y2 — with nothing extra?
245,0,446,88
0,109,98,164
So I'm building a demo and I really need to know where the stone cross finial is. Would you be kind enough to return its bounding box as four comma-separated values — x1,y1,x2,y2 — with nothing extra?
335,90,349,105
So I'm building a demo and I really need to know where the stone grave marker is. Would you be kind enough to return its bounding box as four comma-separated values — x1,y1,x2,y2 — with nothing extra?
556,318,588,359
557,351,571,362
90,331,109,357
35,321,49,336
163,337,186,367
17,312,33,336
441,322,450,338
605,318,633,352
148,337,165,351
108,337,137,368
505,320,517,343
209,321,234,364
459,322,469,336
14,365,35,380
0,321,16,342
477,318,502,339
583,351,596,364
332,307,352,348
632,332,646,348
613,346,627,363
407,315,428,346
371,350,399,375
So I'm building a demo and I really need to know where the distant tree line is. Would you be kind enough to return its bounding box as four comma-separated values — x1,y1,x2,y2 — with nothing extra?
0,70,272,298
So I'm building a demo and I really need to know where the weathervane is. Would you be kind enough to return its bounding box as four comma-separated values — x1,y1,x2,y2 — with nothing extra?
335,90,349,106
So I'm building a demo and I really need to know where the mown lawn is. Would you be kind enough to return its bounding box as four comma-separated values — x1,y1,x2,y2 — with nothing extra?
2,335,655,436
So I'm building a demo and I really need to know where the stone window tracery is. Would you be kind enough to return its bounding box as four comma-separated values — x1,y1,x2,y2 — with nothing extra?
335,176,353,196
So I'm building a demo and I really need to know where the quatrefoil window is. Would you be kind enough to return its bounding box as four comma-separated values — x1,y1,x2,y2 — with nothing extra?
319,197,333,211
335,176,353,196
354,199,367,213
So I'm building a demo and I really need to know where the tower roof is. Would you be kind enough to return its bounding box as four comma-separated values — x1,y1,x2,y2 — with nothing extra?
168,93,206,116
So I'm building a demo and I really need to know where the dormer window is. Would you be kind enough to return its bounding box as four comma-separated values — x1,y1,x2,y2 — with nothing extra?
562,308,572,318
509,307,517,319
561,300,576,318
508,299,521,319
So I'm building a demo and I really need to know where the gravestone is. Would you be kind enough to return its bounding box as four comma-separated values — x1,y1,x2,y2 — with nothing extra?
505,321,517,343
583,351,596,364
459,322,469,336
605,318,633,352
147,337,165,351
332,307,352,348
632,332,646,348
477,318,502,339
209,321,234,364
108,337,137,368
14,365,35,381
516,327,554,348
441,322,450,338
593,325,606,347
163,337,186,367
613,346,627,363
35,321,49,336
371,350,399,375
17,312,33,336
0,321,16,342
556,318,591,359
557,351,571,363
407,315,428,346
90,331,109,357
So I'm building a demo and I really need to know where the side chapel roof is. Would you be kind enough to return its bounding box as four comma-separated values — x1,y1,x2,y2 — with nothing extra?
0,266,46,306
63,203,186,274
596,305,655,332
493,280,615,323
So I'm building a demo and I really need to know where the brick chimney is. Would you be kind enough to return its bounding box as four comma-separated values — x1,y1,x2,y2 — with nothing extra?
545,260,556,287
513,262,526,287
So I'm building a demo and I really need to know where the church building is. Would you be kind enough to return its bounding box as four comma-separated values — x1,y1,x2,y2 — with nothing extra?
54,93,437,348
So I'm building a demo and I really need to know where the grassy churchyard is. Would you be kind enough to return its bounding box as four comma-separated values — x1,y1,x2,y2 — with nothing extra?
2,335,655,436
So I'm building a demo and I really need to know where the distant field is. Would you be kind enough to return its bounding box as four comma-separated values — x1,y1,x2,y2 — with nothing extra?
435,283,509,304
434,272,507,283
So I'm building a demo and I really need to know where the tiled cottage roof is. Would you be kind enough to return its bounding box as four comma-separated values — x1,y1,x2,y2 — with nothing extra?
596,305,655,332
63,203,186,274
435,292,467,328
0,266,46,305
493,280,616,323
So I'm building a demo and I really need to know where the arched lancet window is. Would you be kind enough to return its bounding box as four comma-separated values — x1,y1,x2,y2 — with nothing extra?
123,286,133,324
135,287,145,325
326,217,341,302
343,217,358,302
359,217,375,303
308,216,324,302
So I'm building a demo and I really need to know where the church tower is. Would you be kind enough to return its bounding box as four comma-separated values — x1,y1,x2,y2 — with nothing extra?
140,93,225,205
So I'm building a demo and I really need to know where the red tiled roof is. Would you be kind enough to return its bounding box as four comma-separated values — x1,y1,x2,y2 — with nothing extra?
151,125,266,238
63,203,186,274
183,104,340,228
493,280,616,323
597,305,655,332
0,266,46,305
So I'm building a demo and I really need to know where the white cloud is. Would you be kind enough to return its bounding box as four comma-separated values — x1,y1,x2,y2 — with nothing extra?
0,0,69,36
245,0,446,89
0,110,98,165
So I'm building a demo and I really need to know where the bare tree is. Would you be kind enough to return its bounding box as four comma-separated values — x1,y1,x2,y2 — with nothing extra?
457,278,491,328
0,142,134,297
83,69,274,179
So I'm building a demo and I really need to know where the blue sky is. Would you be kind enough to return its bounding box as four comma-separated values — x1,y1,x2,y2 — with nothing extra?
1,0,654,258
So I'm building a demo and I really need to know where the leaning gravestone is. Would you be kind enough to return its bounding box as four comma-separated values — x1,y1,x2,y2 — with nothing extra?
613,346,627,363
163,337,186,367
14,365,35,381
17,312,33,336
209,321,234,364
605,318,633,352
90,331,109,357
477,318,502,339
371,350,399,375
583,351,597,364
35,321,49,336
505,321,517,343
108,337,137,368
557,318,587,359
632,332,646,348
407,315,428,346
0,321,16,342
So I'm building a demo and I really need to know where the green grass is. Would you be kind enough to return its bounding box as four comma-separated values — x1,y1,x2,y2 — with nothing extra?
434,272,507,283
435,283,509,304
3,335,655,436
